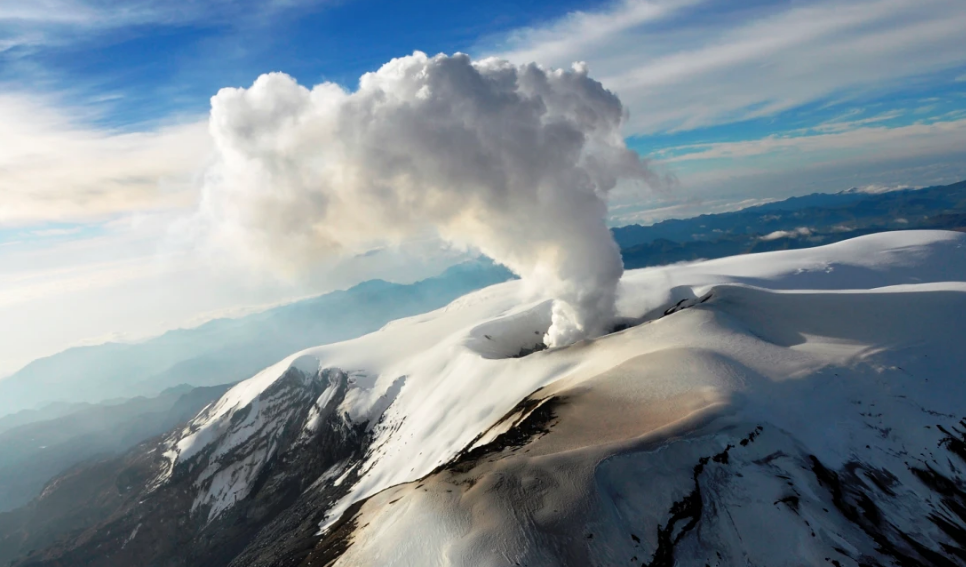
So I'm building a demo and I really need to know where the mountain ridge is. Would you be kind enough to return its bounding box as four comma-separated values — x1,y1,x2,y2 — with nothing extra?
5,230,966,566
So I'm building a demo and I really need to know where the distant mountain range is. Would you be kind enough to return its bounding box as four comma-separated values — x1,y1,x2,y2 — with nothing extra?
0,261,514,418
613,180,966,268
0,384,230,513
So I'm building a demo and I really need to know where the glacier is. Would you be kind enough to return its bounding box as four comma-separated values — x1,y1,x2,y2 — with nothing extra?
12,230,966,567
148,230,966,566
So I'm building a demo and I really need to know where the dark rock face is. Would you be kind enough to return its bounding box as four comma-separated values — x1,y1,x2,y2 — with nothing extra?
0,384,232,515
1,368,370,567
8,376,966,567
586,420,966,567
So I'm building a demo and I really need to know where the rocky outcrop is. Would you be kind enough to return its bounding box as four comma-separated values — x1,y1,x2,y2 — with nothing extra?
3,368,369,567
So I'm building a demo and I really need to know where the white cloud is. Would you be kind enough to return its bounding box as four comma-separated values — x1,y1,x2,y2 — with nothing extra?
0,94,211,225
29,227,85,237
760,227,812,241
0,1,97,25
613,115,966,225
607,196,777,227
0,0,328,52
488,0,966,134
657,118,966,164
490,0,704,69
809,110,906,134
843,183,914,195
0,1,151,52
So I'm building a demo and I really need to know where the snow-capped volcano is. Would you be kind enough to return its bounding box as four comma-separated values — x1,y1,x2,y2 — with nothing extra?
11,230,966,567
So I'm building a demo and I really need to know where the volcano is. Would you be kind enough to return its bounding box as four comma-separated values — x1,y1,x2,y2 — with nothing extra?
5,230,966,567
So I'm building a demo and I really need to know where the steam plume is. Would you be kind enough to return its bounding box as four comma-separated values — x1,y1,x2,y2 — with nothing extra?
200,52,657,347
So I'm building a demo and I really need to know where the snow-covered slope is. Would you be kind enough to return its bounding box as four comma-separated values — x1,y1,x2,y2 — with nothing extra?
144,230,966,566
16,230,965,567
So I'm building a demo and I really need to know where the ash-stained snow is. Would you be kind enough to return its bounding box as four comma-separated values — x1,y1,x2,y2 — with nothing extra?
153,230,966,564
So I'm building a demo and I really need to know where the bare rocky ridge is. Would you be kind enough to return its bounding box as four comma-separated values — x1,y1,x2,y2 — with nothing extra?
1,368,369,567
11,392,966,566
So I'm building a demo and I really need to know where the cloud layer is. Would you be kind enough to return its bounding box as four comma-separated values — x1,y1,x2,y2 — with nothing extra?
0,95,210,225
199,52,657,346
491,0,966,134
0,0,325,52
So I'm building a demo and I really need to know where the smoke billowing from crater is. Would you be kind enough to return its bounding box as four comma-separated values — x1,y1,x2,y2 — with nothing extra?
200,52,658,347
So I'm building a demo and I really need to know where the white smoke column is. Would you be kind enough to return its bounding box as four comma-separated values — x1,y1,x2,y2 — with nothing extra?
200,52,657,347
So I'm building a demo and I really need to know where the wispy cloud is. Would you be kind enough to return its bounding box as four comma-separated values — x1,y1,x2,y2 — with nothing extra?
657,118,966,164
846,183,914,195
29,227,85,238
809,110,907,134
488,0,966,135
487,0,704,69
0,94,210,226
0,0,330,53
0,1,100,26
607,195,777,226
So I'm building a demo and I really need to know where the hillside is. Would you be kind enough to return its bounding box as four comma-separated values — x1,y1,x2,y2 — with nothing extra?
0,384,230,513
5,231,966,567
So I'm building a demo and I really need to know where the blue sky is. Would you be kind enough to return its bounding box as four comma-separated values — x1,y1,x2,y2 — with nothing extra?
1,0,596,126
1,0,965,375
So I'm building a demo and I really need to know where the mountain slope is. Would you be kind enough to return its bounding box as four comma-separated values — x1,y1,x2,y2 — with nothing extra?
6,230,966,567
0,261,513,418
0,384,231,514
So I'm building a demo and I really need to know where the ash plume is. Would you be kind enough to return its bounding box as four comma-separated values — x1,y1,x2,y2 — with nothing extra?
199,52,658,347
